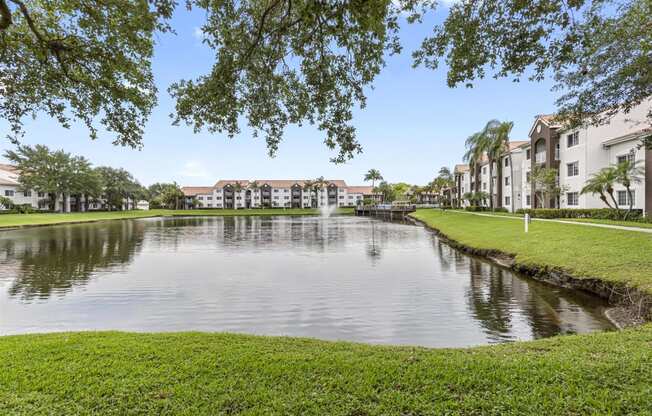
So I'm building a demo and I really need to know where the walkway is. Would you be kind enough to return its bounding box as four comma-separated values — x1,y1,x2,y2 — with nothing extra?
453,210,652,234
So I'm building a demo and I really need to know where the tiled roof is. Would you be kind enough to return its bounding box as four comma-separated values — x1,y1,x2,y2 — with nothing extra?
181,186,215,196
508,140,529,150
346,186,374,194
0,163,17,173
454,164,469,173
214,179,348,188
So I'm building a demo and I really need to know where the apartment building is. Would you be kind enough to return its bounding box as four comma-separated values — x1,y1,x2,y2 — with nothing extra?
454,100,651,214
0,163,135,211
182,180,376,209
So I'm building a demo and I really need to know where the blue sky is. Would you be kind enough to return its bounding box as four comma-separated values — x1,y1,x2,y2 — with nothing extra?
0,4,559,187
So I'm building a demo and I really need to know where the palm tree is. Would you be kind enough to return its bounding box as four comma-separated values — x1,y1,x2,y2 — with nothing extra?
488,121,514,211
463,129,490,204
613,159,644,219
312,176,327,207
364,169,383,189
581,170,615,209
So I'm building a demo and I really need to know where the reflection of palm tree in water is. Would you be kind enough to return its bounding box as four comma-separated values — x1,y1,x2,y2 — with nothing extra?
465,259,515,340
4,221,145,301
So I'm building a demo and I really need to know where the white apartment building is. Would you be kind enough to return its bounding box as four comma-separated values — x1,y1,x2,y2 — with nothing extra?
454,100,651,214
182,180,376,209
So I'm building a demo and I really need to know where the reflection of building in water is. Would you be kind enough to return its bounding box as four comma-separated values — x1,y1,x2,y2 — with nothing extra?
0,220,145,301
426,240,612,342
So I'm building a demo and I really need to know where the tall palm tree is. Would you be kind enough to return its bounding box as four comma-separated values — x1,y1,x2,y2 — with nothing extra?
463,129,490,204
364,169,383,189
487,120,514,211
613,159,644,219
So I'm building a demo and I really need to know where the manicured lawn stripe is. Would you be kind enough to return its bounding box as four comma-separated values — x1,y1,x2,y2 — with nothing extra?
410,209,652,294
0,208,354,229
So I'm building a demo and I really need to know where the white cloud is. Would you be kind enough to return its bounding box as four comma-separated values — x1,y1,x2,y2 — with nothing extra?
193,27,205,40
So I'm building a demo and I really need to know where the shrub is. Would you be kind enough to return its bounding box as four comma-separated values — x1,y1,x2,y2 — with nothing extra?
515,208,644,221
465,206,489,212
493,207,509,213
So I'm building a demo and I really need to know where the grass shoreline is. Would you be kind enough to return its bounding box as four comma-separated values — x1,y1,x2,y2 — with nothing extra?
1,329,651,414
0,208,354,230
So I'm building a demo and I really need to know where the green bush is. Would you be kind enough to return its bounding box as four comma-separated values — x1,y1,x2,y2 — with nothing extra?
515,208,645,221
493,207,509,213
464,206,489,212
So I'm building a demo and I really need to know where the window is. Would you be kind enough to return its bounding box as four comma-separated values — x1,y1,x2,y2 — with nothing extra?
198,196,203,200
339,196,344,199
504,196,511,206
526,195,531,205
617,190,635,206
482,183,487,190
504,158,509,167
567,161,579,177
274,189,279,193
567,132,579,148
526,149,531,160
216,196,222,200
22,191,31,197
482,167,487,174
617,153,635,164
284,196,290,200
38,192,46,198
4,190,14,197
206,196,212,200
504,177,510,186
567,192,579,206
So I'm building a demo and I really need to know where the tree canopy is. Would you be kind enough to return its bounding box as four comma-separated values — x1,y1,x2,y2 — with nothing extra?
1,0,650,157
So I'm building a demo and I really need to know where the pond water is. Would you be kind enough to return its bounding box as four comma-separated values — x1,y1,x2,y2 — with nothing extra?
0,216,614,347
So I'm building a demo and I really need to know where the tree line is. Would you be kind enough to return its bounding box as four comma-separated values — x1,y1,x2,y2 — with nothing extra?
363,168,455,205
3,145,187,212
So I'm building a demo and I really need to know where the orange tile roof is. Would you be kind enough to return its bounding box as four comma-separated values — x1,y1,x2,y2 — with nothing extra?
0,163,17,173
454,164,469,173
214,179,348,188
346,186,375,194
181,186,215,196
508,140,529,150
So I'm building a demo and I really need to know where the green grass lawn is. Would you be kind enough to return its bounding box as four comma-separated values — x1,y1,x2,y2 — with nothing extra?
450,209,652,229
0,208,354,229
1,328,651,415
411,209,652,294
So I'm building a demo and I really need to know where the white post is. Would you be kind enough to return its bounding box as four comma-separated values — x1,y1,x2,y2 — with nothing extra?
524,213,529,233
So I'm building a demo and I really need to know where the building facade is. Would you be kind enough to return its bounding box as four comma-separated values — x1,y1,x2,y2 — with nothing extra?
182,180,376,209
454,100,651,215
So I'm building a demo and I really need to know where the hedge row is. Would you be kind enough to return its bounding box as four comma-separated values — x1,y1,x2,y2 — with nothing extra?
515,208,646,221
464,206,508,213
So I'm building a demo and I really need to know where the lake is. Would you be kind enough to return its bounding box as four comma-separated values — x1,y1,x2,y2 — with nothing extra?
0,215,614,347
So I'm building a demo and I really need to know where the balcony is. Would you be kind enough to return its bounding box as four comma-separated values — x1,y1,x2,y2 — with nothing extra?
535,151,546,164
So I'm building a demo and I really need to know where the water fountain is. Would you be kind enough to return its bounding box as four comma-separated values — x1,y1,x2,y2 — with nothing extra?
319,204,338,217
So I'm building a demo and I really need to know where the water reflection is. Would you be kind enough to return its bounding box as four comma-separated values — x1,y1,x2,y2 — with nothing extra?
0,216,614,346
0,221,145,301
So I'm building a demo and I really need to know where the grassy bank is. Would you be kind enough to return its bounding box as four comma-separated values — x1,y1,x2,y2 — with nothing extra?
1,329,651,414
411,209,652,294
0,208,354,229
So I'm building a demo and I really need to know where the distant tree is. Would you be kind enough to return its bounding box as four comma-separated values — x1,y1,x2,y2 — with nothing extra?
364,169,384,189
4,144,80,212
70,157,103,211
374,181,396,203
95,167,141,211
